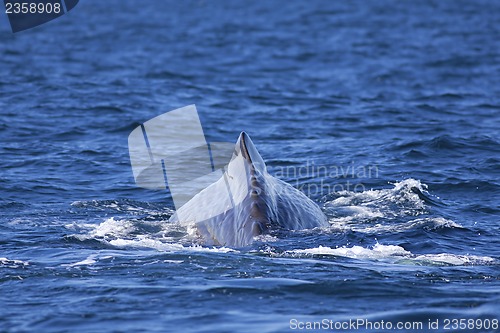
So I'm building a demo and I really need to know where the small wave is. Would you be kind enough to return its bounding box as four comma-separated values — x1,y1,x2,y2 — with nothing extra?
181,277,313,292
70,199,172,215
321,178,461,235
144,70,194,80
284,244,496,266
324,179,437,229
71,217,171,241
289,244,409,259
62,255,97,267
0,257,29,268
388,135,500,153
0,201,28,210
70,217,237,254
69,217,140,242
109,238,237,254
331,217,462,234
91,217,137,239
413,253,496,266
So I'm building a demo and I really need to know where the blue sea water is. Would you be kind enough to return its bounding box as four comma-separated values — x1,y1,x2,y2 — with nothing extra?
1,1,499,332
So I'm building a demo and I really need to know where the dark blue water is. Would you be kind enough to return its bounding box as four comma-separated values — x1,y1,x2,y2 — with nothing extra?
1,1,499,332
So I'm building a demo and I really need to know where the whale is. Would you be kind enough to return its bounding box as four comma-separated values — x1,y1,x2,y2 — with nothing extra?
169,132,328,247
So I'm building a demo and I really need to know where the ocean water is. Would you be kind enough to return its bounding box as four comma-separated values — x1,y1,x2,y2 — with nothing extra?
1,1,499,332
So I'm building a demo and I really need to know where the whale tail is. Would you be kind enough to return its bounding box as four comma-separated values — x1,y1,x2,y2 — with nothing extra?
170,132,328,247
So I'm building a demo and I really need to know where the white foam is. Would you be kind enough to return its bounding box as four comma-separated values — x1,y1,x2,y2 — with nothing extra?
253,234,280,243
325,179,428,223
285,244,497,266
72,217,138,242
72,215,241,254
323,179,462,234
0,257,29,267
331,217,462,234
414,253,496,266
70,200,175,216
164,260,184,264
289,244,410,259
109,238,238,254
92,217,136,238
329,178,427,205
63,255,97,267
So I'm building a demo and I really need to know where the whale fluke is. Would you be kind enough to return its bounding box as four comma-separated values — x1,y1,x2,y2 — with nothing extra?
169,132,328,247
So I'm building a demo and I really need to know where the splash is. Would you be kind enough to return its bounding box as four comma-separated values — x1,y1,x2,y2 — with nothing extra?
324,179,429,221
70,217,237,254
285,243,496,266
322,179,460,234
0,257,29,268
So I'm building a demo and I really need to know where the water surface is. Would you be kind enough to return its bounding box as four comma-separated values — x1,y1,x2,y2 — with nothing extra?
1,1,499,332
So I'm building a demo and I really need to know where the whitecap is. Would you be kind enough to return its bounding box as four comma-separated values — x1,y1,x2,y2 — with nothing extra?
63,255,97,267
323,179,461,234
284,243,496,266
72,217,138,242
324,178,429,222
331,217,462,234
109,237,238,254
0,257,29,268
